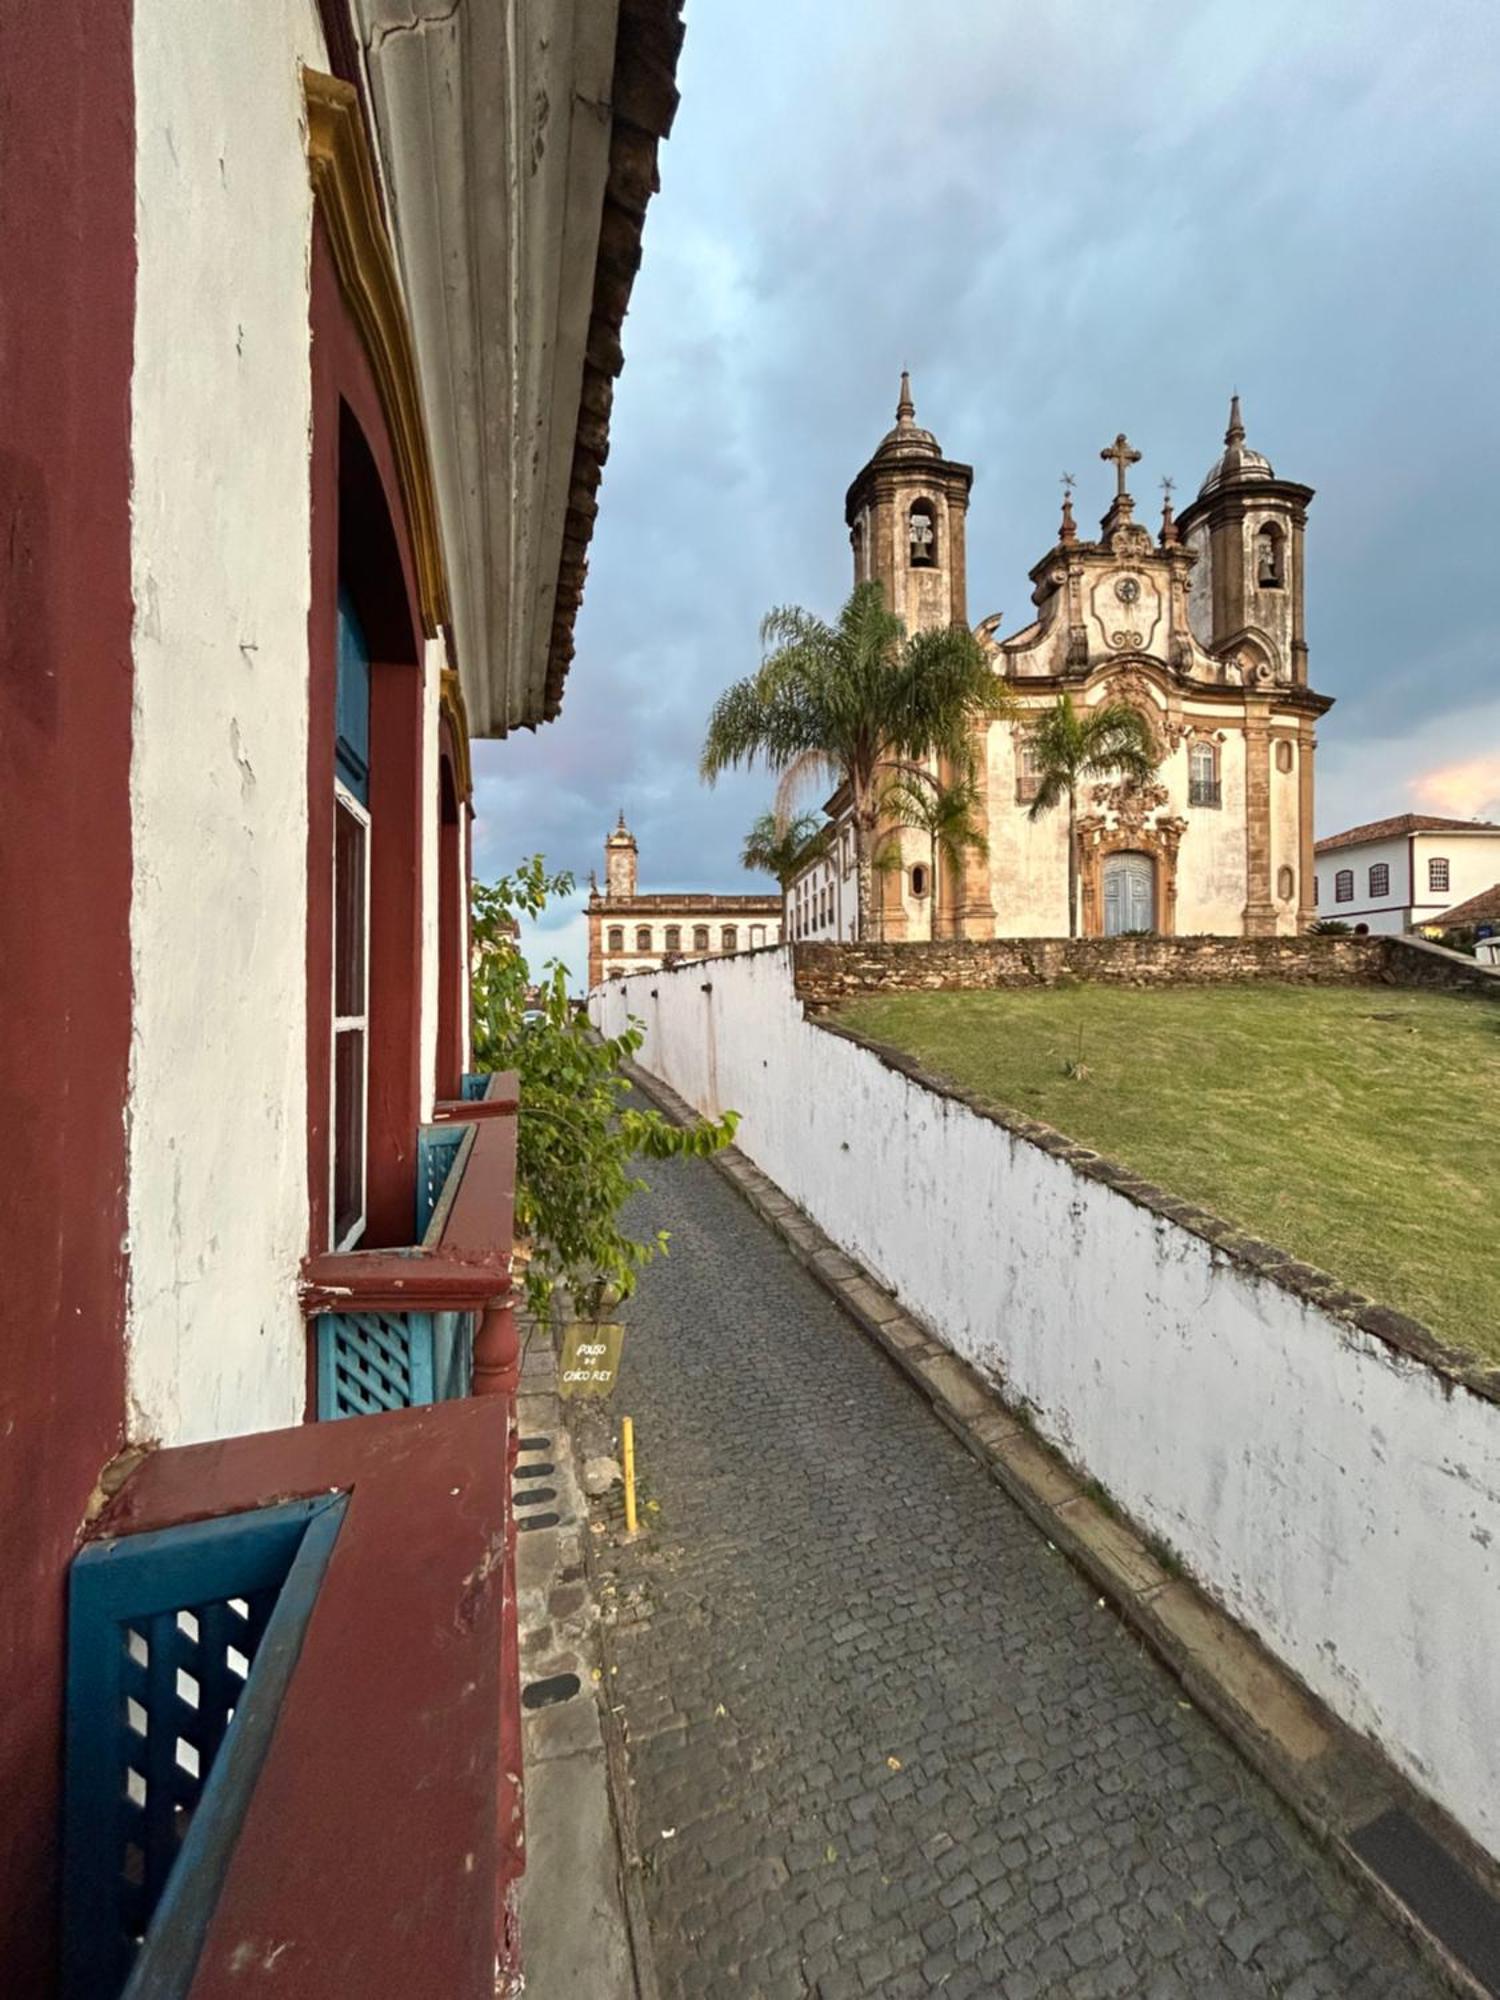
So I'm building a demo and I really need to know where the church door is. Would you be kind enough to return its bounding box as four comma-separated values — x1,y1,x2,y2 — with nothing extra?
1102,851,1155,935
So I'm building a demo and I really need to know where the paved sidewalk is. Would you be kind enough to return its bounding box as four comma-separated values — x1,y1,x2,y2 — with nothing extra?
594,1145,1444,2000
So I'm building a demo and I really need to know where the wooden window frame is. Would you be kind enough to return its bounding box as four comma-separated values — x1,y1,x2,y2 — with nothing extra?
331,781,371,1251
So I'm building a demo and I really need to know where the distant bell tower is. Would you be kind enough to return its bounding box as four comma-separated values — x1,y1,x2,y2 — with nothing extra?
845,372,974,633
1176,394,1313,687
604,809,637,900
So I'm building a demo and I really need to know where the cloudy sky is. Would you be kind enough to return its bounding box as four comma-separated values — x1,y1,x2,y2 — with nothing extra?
476,0,1500,987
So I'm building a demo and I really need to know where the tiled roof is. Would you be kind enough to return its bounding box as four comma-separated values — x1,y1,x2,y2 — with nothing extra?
1428,882,1500,928
1315,813,1500,854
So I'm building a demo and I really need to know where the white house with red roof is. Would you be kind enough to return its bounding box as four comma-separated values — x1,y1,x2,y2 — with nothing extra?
1314,813,1500,933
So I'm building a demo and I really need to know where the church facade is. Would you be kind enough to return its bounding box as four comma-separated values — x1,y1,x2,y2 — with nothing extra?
796,379,1332,941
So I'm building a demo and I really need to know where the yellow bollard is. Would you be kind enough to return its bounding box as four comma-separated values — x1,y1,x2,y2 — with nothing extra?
621,1415,638,1536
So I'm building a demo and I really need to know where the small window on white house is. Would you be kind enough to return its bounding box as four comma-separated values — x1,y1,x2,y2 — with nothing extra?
1335,869,1354,903
635,926,651,951
750,924,766,948
693,925,710,952
721,925,738,952
607,925,624,952
1429,857,1450,893
664,925,681,952
332,786,370,1250
1369,863,1390,898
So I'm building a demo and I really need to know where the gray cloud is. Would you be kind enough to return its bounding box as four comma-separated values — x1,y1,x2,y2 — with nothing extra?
477,0,1500,985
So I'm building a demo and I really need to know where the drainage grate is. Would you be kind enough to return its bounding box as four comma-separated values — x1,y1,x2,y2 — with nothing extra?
522,1673,581,1711
514,1463,555,1481
517,1436,551,1453
1350,1807,1500,1997
512,1489,557,1508
517,1513,561,1533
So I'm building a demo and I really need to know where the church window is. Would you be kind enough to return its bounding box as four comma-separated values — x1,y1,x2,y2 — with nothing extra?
1369,863,1390,898
1335,869,1354,903
693,924,709,952
1256,522,1284,587
721,925,738,952
1429,857,1450,893
635,926,651,951
664,925,681,952
1016,737,1043,804
1275,739,1294,774
910,863,929,898
1278,866,1295,901
908,500,937,569
750,924,766,948
1188,740,1221,808
607,926,624,952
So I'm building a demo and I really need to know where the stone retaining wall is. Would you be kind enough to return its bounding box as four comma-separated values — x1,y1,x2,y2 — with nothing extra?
792,931,1500,1005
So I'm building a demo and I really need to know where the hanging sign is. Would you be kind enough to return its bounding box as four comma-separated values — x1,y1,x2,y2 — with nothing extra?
559,1322,625,1399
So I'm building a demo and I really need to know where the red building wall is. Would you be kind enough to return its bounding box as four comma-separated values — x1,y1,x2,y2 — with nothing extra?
0,2,136,1981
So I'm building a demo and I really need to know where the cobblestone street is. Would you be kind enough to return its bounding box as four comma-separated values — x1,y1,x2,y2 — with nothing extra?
591,1144,1443,2000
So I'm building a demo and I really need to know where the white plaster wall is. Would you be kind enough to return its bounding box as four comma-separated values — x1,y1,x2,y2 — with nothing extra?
1315,835,1409,931
593,952,1500,1861
1413,833,1500,925
127,0,328,1445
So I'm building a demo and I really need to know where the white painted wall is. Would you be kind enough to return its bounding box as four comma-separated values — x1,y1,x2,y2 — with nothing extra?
1315,835,1410,932
127,1,328,1445
592,951,1500,1862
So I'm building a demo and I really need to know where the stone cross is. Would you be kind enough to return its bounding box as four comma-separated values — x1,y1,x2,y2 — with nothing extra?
1100,433,1142,500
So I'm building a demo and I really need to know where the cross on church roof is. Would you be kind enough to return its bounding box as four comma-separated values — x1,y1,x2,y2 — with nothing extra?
1100,432,1142,501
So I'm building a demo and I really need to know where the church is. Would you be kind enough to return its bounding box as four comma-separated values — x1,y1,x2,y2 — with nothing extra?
790,379,1332,941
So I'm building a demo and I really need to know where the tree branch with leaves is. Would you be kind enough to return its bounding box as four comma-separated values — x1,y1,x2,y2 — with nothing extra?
471,858,737,1321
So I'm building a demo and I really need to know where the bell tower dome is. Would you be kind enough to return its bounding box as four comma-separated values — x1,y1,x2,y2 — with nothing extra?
603,809,638,901
845,373,974,633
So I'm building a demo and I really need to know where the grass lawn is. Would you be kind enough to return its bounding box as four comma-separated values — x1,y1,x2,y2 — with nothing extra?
837,984,1500,1364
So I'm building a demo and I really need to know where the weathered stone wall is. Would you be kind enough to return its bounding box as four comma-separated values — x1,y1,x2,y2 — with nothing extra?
792,931,1500,1005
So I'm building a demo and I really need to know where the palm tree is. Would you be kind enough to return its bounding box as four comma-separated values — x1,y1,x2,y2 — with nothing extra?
701,581,1000,940
1026,695,1160,937
877,766,988,939
741,810,828,928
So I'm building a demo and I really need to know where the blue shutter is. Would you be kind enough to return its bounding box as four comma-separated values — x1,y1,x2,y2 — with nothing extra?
336,588,371,804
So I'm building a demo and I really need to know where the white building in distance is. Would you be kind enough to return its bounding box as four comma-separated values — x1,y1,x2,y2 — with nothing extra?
1313,814,1500,934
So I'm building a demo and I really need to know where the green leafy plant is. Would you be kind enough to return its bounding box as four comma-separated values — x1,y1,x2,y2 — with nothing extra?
740,809,829,890
1309,918,1353,936
702,581,1006,940
471,858,738,1321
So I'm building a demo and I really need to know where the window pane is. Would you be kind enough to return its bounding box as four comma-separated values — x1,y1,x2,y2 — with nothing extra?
334,799,367,1018
333,1026,365,1245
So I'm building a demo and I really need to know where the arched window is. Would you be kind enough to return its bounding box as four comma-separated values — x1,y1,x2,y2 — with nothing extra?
1275,739,1294,774
693,924,709,952
1188,740,1220,808
664,925,681,952
1369,864,1390,898
721,925,738,952
910,863,929,897
1429,857,1450,893
635,926,651,951
1335,869,1354,903
607,926,624,952
1256,522,1284,587
1015,737,1043,804
908,499,937,569
1278,865,1295,901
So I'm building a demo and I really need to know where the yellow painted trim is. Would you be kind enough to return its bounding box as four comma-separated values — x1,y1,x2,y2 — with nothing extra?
303,68,450,638
440,665,474,803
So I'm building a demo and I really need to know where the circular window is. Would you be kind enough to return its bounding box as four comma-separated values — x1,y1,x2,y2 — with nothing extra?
1275,740,1294,773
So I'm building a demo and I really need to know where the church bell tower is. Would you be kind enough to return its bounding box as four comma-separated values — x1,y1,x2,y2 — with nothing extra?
604,810,637,900
845,373,973,633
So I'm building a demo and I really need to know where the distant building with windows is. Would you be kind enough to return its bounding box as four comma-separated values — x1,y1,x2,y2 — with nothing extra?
586,814,783,985
1313,814,1500,935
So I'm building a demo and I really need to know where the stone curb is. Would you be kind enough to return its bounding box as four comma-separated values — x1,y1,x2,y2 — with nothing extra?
624,1059,1499,2000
